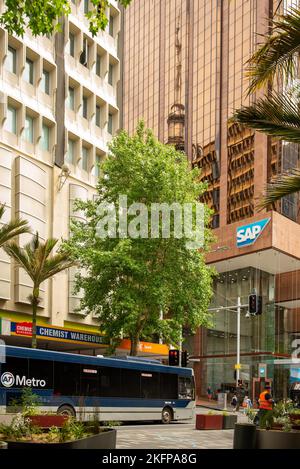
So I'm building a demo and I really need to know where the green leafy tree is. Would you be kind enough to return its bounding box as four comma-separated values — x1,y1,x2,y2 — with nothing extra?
65,123,215,356
4,233,75,349
0,0,133,37
0,203,30,247
232,7,300,209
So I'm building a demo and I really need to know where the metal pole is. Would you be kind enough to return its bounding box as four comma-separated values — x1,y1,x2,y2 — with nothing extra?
236,296,241,387
179,327,182,367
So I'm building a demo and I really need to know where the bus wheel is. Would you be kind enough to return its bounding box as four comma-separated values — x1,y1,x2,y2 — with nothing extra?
57,405,76,418
161,407,173,424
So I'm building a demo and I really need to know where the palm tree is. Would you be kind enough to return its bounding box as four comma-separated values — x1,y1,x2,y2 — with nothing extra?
4,233,75,348
233,6,300,209
0,204,30,247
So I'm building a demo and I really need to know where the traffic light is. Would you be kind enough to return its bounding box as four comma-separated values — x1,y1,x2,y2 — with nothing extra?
249,294,262,315
181,350,189,367
169,349,180,366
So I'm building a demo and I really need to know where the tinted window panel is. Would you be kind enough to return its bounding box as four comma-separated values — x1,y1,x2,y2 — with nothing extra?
121,369,141,398
160,373,178,399
80,366,100,397
29,359,53,389
54,362,80,396
100,367,121,397
141,372,160,399
1,356,29,383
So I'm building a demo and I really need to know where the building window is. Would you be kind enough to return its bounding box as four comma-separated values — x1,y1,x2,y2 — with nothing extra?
24,58,34,85
24,115,34,143
69,33,75,57
41,69,50,95
82,96,88,119
109,15,114,37
95,155,101,178
108,113,113,135
84,0,89,14
6,46,17,74
41,123,50,151
67,139,75,164
108,63,114,86
96,54,101,77
80,38,89,67
5,105,17,134
81,146,88,171
68,87,75,110
96,105,101,127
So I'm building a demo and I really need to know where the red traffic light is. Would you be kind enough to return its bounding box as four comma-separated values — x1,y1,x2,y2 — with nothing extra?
169,349,180,366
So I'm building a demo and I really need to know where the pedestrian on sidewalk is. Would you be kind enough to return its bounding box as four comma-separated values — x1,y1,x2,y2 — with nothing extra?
207,386,213,401
231,393,238,411
242,395,252,411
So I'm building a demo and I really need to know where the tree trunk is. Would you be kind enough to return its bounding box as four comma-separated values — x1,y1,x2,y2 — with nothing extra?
130,336,140,356
31,289,39,349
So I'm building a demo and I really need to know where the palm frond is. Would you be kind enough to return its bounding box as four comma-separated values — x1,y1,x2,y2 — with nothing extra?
0,219,31,248
259,168,300,209
232,91,300,142
0,204,5,220
247,7,300,93
4,233,74,288
3,242,32,279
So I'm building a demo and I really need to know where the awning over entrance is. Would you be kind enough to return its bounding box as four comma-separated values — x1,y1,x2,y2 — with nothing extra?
0,317,169,358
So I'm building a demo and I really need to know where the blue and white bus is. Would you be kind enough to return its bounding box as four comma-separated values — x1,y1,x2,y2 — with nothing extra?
0,346,195,423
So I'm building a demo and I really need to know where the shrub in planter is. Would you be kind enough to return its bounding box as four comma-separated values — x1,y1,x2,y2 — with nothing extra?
196,413,223,430
0,414,117,449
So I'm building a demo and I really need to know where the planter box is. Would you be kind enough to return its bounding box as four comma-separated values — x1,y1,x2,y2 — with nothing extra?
256,429,300,449
222,415,238,430
233,423,256,449
289,414,300,423
28,415,69,428
6,428,116,450
196,414,223,430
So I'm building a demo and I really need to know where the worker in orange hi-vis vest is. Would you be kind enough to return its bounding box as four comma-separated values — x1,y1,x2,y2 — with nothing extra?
254,384,274,426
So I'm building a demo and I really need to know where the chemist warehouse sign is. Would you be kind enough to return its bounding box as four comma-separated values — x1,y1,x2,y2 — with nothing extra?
237,218,271,248
10,322,108,346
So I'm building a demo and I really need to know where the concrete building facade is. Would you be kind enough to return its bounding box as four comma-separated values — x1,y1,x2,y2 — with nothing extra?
0,0,126,354
122,0,300,399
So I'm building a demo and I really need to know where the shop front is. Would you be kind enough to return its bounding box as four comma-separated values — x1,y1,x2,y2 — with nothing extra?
192,211,300,401
0,314,169,359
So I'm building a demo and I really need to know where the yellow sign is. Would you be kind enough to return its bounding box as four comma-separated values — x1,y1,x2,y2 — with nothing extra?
235,364,242,370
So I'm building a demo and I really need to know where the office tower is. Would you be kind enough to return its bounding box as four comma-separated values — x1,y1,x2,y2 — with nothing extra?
123,0,300,398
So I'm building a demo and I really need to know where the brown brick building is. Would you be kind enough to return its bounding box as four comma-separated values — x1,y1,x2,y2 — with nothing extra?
122,0,300,400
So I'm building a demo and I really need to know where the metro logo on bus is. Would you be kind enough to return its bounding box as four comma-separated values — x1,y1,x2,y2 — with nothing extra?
236,218,270,248
0,372,14,387
0,373,46,388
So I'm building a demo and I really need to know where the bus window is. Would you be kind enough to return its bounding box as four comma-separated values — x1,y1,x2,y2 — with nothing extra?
141,372,160,399
54,362,80,396
160,373,178,399
178,377,193,400
29,359,53,389
121,369,141,398
1,356,29,378
80,366,100,397
99,367,121,397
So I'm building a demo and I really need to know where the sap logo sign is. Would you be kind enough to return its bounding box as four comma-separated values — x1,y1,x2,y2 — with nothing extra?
237,218,270,248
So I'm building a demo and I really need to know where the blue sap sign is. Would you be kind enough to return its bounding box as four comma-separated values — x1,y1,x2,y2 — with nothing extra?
236,218,271,248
